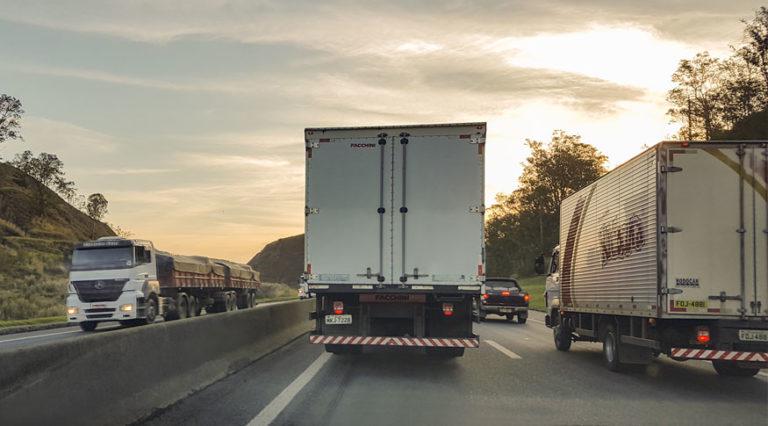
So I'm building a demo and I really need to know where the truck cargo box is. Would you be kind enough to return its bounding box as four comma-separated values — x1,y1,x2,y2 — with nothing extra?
559,141,767,319
304,123,485,292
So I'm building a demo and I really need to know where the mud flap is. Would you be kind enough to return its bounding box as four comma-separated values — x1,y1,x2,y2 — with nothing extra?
619,344,653,365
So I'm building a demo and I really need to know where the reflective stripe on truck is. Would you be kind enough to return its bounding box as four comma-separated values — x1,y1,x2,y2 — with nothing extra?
670,348,768,362
309,335,480,348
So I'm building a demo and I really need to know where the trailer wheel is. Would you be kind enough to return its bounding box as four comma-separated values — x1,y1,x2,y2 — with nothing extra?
247,292,255,308
226,293,236,311
188,296,198,317
250,292,258,308
79,321,97,332
712,361,760,377
603,324,624,372
177,295,189,319
553,323,571,351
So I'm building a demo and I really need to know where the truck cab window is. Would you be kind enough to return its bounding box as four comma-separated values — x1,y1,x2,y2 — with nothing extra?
134,246,151,265
549,251,559,274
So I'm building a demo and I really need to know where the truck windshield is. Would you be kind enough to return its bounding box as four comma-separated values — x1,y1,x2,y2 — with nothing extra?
71,247,134,271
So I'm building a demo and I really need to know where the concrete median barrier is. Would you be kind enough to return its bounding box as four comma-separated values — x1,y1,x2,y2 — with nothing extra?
0,299,314,425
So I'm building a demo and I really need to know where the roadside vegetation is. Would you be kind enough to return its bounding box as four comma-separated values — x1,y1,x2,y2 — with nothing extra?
0,315,66,329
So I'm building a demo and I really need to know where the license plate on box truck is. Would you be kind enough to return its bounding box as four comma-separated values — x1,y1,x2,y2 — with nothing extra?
739,329,768,342
325,315,352,325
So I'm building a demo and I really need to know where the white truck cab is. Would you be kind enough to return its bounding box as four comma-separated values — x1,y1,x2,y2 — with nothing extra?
66,237,161,331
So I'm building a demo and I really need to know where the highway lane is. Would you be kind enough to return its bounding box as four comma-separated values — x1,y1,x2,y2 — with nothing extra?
143,311,768,426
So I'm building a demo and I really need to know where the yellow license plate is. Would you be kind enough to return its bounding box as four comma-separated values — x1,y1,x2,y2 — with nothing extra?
673,300,707,310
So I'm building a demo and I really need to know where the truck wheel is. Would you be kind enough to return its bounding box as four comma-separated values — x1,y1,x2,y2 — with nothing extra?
188,297,198,317
79,321,97,332
553,324,571,351
226,293,236,311
177,295,189,319
143,297,158,324
250,292,258,308
603,324,623,372
712,361,760,377
517,314,527,324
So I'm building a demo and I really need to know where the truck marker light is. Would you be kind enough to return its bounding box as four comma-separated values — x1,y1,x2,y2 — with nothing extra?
67,307,78,315
442,303,454,317
333,301,344,315
119,304,134,312
523,294,531,303
306,263,312,274
696,327,710,344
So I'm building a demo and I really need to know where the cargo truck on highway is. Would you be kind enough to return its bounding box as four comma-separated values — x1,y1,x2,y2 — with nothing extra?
66,237,261,331
304,123,486,357
540,141,768,376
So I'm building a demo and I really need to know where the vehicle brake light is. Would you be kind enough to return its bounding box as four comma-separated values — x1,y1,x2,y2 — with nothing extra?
333,301,344,315
442,303,454,317
696,327,710,344
501,291,510,297
523,294,530,303
481,294,489,300
306,263,312,274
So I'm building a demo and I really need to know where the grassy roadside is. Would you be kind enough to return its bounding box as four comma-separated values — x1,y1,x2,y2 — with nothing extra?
516,276,547,312
0,315,66,329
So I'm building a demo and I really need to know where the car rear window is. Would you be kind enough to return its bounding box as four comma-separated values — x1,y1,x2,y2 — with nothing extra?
486,281,520,290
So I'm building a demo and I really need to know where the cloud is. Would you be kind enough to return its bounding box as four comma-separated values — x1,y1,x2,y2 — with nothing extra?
178,153,292,169
78,168,178,176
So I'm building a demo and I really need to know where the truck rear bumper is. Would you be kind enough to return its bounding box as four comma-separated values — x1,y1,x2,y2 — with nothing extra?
670,348,768,364
309,334,480,348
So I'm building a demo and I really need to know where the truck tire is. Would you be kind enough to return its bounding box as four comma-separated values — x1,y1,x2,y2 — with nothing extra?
712,361,760,377
188,296,198,317
177,295,189,319
79,321,97,332
517,313,528,324
142,296,158,324
226,293,236,311
602,324,623,372
553,324,571,351
250,292,258,308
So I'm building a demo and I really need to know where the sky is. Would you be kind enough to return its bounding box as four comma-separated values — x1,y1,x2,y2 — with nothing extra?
0,1,762,262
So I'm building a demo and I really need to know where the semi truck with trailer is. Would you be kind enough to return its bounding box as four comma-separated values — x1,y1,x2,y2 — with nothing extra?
66,237,261,331
304,123,486,357
541,141,767,376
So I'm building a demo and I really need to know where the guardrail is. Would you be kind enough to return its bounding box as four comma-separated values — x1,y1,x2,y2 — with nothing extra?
0,299,313,425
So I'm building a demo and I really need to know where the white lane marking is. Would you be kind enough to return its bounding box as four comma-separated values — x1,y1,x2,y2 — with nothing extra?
247,352,332,426
485,339,522,360
758,372,768,378
0,329,80,343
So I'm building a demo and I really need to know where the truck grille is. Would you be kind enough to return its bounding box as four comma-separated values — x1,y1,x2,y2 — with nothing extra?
72,280,128,302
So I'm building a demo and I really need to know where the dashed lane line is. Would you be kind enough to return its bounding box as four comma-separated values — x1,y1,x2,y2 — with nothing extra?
485,339,522,360
247,352,333,426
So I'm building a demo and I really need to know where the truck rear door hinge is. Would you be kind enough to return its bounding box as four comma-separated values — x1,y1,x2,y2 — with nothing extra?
305,207,319,215
469,135,485,145
660,165,682,173
306,140,319,149
469,205,485,213
660,226,682,234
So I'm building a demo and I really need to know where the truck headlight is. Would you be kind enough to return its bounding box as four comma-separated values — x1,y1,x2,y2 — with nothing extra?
119,304,134,312
67,307,78,315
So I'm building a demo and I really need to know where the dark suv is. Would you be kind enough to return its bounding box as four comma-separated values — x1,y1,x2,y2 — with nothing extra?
476,278,529,323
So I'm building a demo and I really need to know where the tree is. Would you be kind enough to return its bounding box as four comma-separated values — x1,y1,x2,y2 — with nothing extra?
667,52,724,140
486,131,607,277
717,56,767,129
86,193,108,221
11,150,76,214
0,94,24,148
739,7,768,91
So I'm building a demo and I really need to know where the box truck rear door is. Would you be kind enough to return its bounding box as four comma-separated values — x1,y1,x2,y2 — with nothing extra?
664,143,767,317
391,127,485,286
305,135,391,285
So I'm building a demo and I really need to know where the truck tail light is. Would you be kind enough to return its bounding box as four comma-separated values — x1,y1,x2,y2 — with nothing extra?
501,290,510,297
306,263,312,274
523,294,530,303
696,327,710,344
333,301,344,315
442,303,454,317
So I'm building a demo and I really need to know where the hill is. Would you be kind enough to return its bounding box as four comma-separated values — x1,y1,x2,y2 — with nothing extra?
248,234,303,287
0,162,114,320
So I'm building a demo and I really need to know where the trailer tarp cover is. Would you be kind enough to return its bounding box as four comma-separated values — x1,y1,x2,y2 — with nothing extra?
214,260,259,280
157,252,212,275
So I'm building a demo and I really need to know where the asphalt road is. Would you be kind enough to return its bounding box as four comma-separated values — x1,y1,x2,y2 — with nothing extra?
143,311,768,426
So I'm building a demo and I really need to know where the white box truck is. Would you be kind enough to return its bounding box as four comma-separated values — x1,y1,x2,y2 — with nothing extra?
304,123,486,356
542,141,768,376
67,237,260,331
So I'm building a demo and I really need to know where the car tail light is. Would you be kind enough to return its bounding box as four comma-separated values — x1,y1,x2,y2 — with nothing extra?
442,303,454,317
523,294,530,303
696,327,710,344
481,294,489,300
333,301,344,315
501,290,510,297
